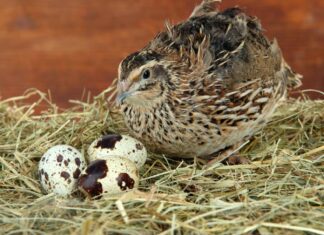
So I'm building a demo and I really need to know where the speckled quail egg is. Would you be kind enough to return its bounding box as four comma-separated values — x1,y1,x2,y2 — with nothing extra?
78,157,139,198
87,134,147,169
38,145,86,196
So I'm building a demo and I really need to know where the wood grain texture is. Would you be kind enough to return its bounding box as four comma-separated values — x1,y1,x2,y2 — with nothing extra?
0,0,323,108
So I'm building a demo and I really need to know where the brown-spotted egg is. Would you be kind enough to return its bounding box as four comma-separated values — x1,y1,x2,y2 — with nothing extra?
78,157,139,198
38,145,86,196
87,134,147,169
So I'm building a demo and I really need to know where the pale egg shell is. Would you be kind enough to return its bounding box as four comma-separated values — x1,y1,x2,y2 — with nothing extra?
39,145,86,196
78,157,139,198
87,134,147,169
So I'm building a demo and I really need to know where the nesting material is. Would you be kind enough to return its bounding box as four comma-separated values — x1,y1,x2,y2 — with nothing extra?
0,88,323,235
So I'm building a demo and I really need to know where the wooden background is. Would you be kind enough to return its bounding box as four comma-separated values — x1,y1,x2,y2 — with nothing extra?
0,0,323,108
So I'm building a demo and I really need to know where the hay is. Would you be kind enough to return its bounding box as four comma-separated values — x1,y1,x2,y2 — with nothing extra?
0,86,323,235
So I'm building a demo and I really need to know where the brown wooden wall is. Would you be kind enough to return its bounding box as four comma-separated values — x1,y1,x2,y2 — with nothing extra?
0,0,323,108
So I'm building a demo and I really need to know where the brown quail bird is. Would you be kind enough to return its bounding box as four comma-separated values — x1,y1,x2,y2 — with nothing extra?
116,0,301,159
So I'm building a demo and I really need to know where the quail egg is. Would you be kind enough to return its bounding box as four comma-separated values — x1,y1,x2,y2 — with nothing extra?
39,145,86,196
78,157,139,198
87,134,147,169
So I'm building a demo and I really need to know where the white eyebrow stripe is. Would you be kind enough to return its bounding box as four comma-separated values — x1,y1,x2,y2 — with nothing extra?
125,60,159,81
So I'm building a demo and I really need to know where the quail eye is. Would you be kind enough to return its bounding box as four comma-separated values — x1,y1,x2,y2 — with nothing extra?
141,69,151,79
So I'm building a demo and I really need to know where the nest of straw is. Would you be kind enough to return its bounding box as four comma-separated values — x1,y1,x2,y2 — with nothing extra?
0,87,323,235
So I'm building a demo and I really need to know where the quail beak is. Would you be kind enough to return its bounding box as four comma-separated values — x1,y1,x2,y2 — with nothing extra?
116,80,137,105
116,80,129,105
116,92,131,105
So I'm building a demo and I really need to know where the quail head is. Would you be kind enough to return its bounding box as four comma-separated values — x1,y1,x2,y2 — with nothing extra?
116,0,302,158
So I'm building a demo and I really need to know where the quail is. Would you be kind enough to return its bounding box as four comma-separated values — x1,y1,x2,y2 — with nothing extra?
116,0,301,159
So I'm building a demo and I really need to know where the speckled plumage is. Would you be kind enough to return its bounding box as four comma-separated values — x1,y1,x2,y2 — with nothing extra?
116,1,301,158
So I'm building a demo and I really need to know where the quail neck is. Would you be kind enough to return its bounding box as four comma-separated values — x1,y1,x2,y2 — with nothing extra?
116,1,301,158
